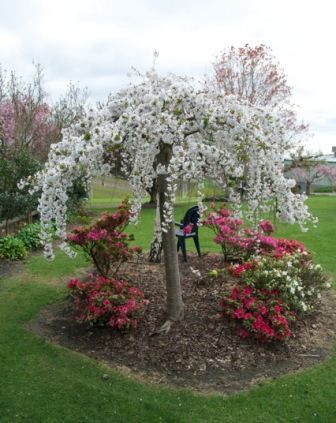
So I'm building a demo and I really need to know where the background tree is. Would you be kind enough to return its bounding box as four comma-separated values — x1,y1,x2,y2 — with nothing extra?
214,44,291,108
213,44,308,146
0,65,88,229
287,148,336,194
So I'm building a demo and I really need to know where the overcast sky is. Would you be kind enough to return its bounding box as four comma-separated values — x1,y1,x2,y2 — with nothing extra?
0,0,335,153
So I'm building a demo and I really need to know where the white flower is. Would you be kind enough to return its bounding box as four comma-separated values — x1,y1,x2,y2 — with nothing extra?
189,267,201,278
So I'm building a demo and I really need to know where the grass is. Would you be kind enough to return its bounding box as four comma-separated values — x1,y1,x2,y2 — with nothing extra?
1,194,336,421
87,176,223,210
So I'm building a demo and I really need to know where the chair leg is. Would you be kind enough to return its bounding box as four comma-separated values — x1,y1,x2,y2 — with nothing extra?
193,235,201,257
178,236,187,261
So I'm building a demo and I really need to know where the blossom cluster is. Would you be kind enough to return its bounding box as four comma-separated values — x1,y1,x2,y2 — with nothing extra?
67,275,149,330
67,200,141,277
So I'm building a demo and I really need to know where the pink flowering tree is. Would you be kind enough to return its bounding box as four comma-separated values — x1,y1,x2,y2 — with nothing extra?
0,65,88,225
0,65,88,160
34,64,316,332
213,44,309,150
214,44,291,108
291,165,336,194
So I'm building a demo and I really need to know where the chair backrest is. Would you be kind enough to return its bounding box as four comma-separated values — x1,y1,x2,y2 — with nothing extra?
181,206,200,228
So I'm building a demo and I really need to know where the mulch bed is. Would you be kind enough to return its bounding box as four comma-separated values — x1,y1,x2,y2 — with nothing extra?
28,253,336,395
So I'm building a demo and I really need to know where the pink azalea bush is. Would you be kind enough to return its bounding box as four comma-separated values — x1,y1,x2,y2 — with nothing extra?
220,285,295,341
68,275,149,329
203,205,306,261
203,207,245,260
67,200,141,277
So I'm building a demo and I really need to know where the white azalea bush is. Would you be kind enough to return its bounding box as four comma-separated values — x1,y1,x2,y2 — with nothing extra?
29,64,318,327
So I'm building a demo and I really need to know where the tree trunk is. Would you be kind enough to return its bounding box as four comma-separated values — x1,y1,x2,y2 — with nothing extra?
306,181,312,195
148,198,163,263
157,144,184,328
146,181,157,205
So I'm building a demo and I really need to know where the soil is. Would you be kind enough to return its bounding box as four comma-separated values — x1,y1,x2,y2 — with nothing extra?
28,253,336,395
0,258,24,279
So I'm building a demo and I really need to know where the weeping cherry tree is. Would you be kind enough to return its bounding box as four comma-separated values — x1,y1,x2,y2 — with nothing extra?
32,66,316,332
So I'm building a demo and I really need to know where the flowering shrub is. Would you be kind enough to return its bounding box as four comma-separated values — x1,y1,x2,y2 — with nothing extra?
203,207,246,260
67,275,149,329
274,238,306,258
228,253,329,314
67,200,141,277
204,206,308,261
217,228,330,341
220,285,295,341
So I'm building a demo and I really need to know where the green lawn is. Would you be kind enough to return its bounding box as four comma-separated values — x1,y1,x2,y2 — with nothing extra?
0,195,336,422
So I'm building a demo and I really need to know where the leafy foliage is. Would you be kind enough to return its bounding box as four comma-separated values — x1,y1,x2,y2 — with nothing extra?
0,235,28,260
0,148,41,222
17,223,42,250
0,64,88,223
228,253,329,314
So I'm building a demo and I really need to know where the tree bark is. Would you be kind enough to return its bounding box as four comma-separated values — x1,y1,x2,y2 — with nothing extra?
306,181,311,195
157,144,184,327
146,182,157,205
148,198,163,263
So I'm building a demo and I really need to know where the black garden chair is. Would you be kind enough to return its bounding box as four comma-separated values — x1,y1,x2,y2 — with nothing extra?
175,205,201,262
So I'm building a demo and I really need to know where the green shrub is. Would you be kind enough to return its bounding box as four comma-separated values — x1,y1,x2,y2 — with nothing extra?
313,185,336,193
0,236,28,260
17,223,42,250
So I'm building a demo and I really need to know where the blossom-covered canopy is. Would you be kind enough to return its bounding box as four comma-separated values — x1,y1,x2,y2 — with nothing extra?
32,68,315,259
